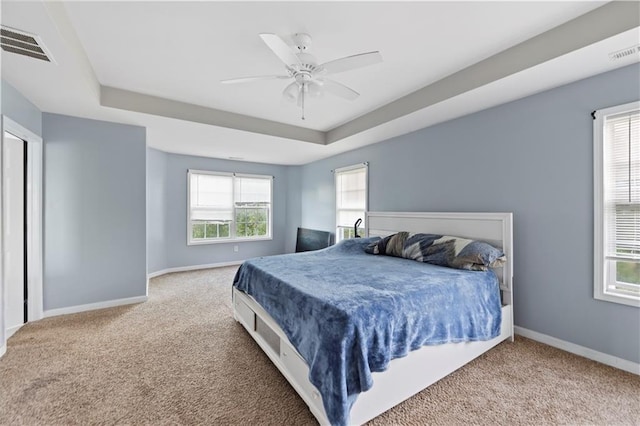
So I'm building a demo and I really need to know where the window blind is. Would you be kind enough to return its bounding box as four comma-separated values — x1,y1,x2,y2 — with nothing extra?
604,110,639,262
336,166,367,228
234,176,271,204
190,173,233,221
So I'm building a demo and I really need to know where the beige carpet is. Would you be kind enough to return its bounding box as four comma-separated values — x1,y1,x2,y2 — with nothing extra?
1,266,638,425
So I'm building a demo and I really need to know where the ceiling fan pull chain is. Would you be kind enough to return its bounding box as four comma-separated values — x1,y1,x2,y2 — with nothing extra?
301,83,306,120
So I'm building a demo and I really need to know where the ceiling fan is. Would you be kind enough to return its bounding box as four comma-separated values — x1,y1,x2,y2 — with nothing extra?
221,33,383,120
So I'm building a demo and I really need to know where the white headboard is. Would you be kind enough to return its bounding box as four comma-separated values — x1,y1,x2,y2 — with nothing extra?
366,212,513,307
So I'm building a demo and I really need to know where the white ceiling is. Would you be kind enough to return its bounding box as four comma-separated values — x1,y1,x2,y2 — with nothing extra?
1,1,638,165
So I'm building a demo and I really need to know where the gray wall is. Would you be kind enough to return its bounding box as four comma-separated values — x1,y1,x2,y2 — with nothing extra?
161,152,291,269
43,113,147,310
1,80,42,137
298,63,640,364
285,165,303,253
0,79,42,355
147,148,168,273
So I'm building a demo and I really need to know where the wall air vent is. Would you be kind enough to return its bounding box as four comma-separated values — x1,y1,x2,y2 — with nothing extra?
1,25,53,62
608,45,640,61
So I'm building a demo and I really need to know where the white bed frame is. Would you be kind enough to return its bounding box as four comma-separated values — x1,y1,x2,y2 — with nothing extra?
232,212,513,425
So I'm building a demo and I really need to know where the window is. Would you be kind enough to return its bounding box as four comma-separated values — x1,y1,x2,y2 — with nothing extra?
594,101,639,307
188,170,272,244
335,163,368,242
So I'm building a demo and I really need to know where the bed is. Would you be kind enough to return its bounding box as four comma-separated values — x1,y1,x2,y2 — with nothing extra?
232,212,513,425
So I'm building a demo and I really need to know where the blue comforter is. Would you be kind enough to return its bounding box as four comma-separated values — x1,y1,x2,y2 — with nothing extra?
233,237,501,425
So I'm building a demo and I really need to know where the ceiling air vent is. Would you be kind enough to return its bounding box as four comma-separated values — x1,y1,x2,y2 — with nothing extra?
1,25,53,62
609,45,640,61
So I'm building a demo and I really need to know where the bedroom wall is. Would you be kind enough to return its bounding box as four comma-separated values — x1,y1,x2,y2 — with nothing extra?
285,165,303,253
298,63,640,364
162,152,290,270
147,148,168,274
2,80,42,136
42,113,147,310
0,80,43,356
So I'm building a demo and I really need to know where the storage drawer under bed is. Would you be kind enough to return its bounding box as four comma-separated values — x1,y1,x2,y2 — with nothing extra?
234,295,255,330
233,289,325,417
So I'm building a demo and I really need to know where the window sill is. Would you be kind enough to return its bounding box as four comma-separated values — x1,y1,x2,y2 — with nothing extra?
188,236,272,246
594,290,640,308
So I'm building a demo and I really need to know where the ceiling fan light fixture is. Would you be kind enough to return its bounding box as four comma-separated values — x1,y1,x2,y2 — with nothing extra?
307,81,323,98
283,82,299,102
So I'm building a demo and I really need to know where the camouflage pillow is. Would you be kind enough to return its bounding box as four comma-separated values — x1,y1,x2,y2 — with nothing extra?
365,232,505,271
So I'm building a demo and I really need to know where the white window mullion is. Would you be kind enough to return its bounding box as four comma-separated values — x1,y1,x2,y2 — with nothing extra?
230,180,237,239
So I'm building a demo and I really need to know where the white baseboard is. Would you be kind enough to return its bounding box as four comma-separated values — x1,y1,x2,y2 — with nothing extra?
43,295,148,318
514,326,639,375
147,260,244,279
6,324,23,339
0,343,6,358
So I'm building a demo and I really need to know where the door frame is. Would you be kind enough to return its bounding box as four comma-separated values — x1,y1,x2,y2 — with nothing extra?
2,116,44,330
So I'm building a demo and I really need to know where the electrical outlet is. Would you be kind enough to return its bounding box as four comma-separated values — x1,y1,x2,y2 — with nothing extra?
233,245,239,252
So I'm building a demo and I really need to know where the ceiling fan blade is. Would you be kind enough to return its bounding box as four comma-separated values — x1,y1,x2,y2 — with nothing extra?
221,75,289,84
319,51,382,75
322,79,359,101
259,33,301,68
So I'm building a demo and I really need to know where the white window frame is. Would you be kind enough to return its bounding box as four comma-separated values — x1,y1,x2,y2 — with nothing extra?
593,101,640,308
187,169,273,245
335,163,368,242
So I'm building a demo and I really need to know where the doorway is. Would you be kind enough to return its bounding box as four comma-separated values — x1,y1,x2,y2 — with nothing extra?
2,116,43,341
3,131,26,337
